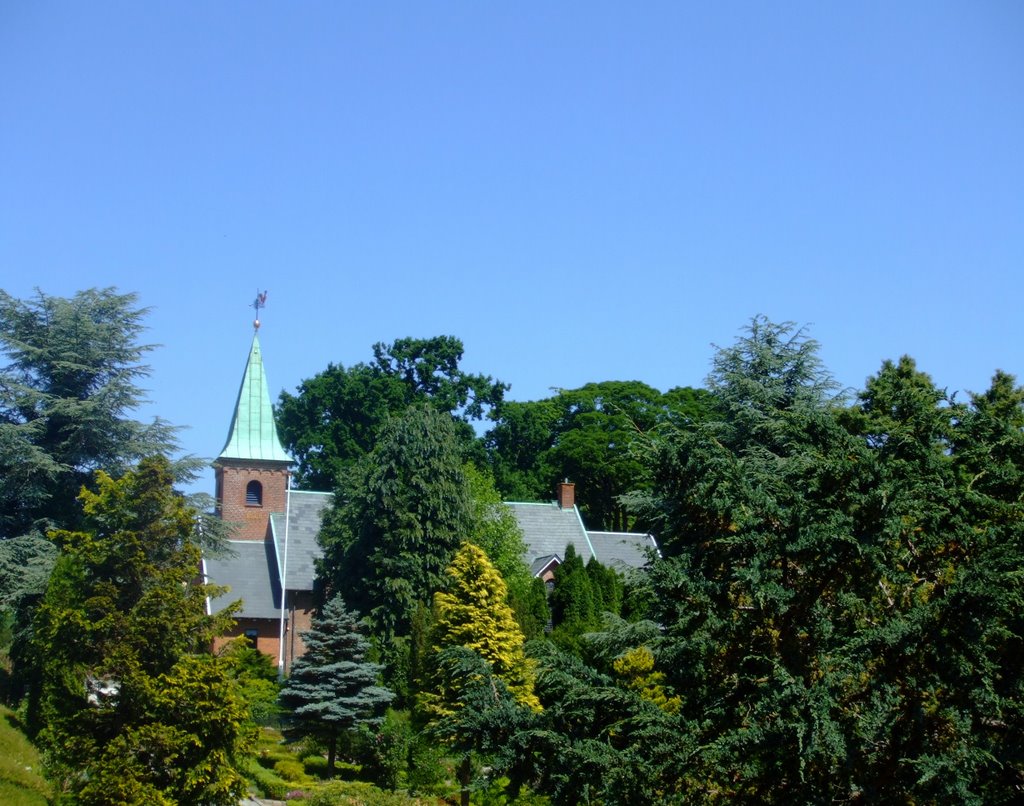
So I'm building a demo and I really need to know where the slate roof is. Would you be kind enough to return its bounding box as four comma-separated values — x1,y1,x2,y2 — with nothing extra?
587,531,660,570
507,501,596,563
269,490,332,591
205,539,283,619
218,334,293,463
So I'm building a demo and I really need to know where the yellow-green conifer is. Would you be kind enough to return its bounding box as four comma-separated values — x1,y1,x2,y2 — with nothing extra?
429,542,540,712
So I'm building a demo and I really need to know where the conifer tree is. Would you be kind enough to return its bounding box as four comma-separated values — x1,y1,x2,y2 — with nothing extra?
278,595,394,777
319,405,472,639
425,542,540,714
33,456,252,805
548,543,599,651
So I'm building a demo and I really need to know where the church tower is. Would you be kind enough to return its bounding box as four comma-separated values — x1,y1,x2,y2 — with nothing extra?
214,331,293,539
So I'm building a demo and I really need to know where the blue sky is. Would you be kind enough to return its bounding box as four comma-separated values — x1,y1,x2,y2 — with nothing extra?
2,2,1022,496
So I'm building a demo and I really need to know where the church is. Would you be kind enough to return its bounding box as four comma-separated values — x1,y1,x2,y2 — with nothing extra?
203,327,658,671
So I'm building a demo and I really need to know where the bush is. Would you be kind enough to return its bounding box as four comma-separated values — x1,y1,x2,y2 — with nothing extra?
307,779,429,806
274,757,309,783
358,711,412,791
245,758,291,800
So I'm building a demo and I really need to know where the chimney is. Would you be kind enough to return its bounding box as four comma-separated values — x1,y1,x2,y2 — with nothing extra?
557,479,575,510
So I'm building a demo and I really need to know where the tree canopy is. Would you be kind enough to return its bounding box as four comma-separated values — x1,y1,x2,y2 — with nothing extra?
318,405,473,639
32,456,252,805
276,335,506,490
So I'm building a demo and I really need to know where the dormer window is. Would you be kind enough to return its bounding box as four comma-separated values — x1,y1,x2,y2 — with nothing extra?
246,480,263,507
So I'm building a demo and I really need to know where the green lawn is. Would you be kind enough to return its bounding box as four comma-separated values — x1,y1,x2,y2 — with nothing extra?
0,705,51,806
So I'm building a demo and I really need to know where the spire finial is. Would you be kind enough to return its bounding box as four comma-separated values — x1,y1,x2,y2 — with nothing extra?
251,290,268,330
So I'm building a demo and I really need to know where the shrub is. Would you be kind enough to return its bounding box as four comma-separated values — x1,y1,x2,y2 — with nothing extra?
308,779,429,806
245,758,290,800
274,757,309,783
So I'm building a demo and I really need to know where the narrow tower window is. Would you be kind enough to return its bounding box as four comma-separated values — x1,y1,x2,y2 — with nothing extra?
246,480,263,506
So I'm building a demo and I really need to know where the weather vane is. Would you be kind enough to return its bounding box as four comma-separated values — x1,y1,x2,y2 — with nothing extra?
252,290,268,330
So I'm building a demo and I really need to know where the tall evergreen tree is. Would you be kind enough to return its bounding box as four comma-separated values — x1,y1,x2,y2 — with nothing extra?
424,542,540,715
548,544,600,652
32,456,252,805
422,543,540,806
319,405,473,639
278,596,394,777
0,288,195,541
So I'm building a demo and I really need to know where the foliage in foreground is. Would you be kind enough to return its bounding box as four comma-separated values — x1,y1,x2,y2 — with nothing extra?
33,457,253,805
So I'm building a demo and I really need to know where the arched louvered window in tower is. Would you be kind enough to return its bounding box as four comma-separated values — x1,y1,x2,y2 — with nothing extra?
246,480,263,507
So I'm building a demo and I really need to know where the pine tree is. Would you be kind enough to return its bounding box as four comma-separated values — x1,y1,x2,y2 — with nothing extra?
278,595,394,777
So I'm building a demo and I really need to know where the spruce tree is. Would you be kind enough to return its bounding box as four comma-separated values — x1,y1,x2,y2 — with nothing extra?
278,595,394,776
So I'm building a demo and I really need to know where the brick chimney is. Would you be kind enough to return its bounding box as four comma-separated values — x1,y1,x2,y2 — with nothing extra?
557,480,575,510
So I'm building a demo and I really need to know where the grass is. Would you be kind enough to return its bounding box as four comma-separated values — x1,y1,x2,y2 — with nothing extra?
0,705,51,806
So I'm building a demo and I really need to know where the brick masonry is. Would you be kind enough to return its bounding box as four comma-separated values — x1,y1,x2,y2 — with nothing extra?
215,459,291,541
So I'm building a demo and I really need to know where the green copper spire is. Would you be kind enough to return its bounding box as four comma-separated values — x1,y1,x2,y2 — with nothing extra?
218,333,292,463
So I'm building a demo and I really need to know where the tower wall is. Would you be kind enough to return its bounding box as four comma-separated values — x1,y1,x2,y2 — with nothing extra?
215,459,290,541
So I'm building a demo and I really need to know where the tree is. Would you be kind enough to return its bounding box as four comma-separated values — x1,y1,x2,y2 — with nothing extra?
277,336,507,490
425,542,540,714
319,405,473,639
634,317,874,799
422,543,540,806
548,544,600,652
32,456,252,805
0,289,220,704
462,463,544,635
0,288,195,541
277,595,394,777
634,320,1024,801
485,381,713,530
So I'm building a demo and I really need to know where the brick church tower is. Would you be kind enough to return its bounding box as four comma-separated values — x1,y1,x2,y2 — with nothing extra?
213,331,293,538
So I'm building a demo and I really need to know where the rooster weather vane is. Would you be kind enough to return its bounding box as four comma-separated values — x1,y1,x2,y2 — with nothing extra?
251,290,268,330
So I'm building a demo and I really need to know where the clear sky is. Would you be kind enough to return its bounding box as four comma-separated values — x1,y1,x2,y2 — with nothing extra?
2,2,1022,496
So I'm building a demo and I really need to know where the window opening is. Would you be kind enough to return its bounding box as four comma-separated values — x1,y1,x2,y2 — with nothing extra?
246,480,263,506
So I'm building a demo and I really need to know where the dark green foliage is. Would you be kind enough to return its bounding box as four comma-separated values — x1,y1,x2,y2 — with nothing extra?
424,647,541,805
277,336,506,490
486,381,713,530
278,595,394,777
509,576,551,642
33,456,252,805
0,288,201,541
548,552,625,658
319,405,473,638
629,319,1024,802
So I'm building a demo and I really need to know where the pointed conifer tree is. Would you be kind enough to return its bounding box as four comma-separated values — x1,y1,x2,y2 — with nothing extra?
278,596,394,777
426,542,540,715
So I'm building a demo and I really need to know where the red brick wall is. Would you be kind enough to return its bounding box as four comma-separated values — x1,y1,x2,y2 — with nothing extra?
212,591,317,673
214,460,290,541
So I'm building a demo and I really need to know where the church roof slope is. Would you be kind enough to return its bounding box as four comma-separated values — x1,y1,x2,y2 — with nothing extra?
218,333,292,463
269,490,332,591
205,539,283,619
506,500,596,564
